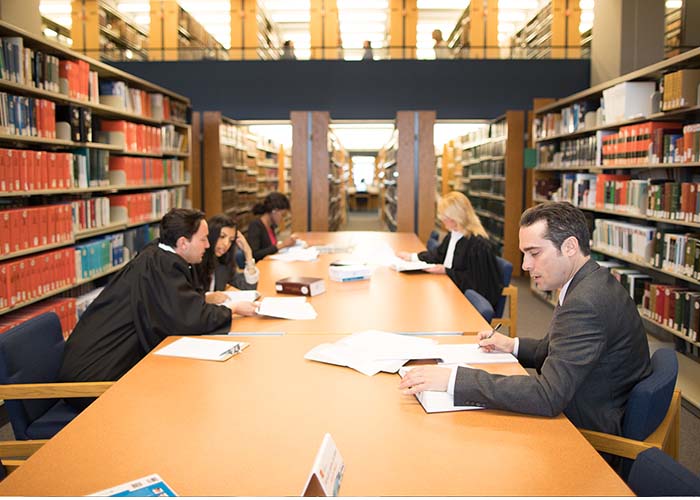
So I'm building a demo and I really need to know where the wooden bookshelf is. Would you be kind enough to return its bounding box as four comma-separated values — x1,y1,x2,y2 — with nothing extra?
148,0,227,62
510,0,581,59
310,0,341,60
530,45,700,361
230,0,282,60
460,112,524,273
328,133,349,231
446,0,498,59
71,0,148,61
0,19,191,321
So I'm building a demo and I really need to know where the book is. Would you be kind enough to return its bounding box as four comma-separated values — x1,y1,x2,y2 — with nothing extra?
398,366,485,413
153,337,249,362
275,276,325,296
89,473,177,496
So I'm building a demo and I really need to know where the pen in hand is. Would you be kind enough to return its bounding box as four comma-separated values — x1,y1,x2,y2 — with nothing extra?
484,322,502,340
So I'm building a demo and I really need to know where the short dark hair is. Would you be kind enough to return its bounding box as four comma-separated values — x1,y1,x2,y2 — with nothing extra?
160,208,206,247
520,201,591,255
252,191,290,216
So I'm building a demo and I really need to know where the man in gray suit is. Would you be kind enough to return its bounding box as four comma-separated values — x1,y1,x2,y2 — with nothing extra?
399,201,651,438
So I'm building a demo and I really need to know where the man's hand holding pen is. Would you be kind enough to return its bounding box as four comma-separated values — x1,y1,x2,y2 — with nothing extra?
477,323,515,353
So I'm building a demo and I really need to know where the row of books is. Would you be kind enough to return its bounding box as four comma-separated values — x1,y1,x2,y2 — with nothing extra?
545,172,700,224
75,233,127,280
98,120,163,154
537,134,597,168
468,158,504,177
71,197,111,233
661,69,700,112
108,157,186,186
109,188,186,224
600,121,689,165
99,81,167,120
0,204,73,256
0,92,56,138
461,141,504,163
642,284,700,342
656,232,700,280
0,37,98,103
0,297,77,338
161,124,187,152
0,247,75,310
592,219,655,262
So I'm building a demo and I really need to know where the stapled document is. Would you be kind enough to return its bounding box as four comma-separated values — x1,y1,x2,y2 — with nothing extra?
256,297,318,320
399,366,485,413
154,337,248,361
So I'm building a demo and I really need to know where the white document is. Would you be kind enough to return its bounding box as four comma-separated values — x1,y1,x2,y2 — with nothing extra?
269,246,320,262
372,343,517,365
304,330,437,376
222,290,260,308
256,297,318,320
388,256,435,272
154,337,248,361
399,366,485,413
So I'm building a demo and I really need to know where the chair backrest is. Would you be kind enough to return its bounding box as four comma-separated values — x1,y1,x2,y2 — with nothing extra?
426,230,440,253
628,447,700,496
464,289,494,323
234,248,246,269
622,348,678,441
494,257,513,317
0,312,65,440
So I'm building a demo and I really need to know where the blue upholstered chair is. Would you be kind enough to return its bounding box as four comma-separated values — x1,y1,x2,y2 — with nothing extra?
426,230,440,253
235,247,246,269
464,289,495,323
627,447,700,496
579,348,681,467
0,312,112,441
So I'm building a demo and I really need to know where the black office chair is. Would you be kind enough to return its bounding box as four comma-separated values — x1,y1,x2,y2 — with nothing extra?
427,230,440,253
627,447,700,496
579,348,680,475
0,312,112,440
464,289,495,323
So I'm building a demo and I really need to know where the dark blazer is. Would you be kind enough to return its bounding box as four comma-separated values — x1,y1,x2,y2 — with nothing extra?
454,259,651,436
418,233,503,308
247,218,278,261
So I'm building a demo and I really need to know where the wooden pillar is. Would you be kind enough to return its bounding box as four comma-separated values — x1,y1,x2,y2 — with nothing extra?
190,112,202,211
230,0,258,60
278,145,286,192
503,110,524,276
148,0,179,61
71,0,100,58
290,111,330,231
552,0,581,58
485,0,499,58
468,0,485,58
396,111,435,242
389,0,417,59
310,0,340,59
441,142,451,196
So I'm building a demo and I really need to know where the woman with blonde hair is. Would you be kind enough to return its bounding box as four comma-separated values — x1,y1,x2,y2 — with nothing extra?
397,191,503,307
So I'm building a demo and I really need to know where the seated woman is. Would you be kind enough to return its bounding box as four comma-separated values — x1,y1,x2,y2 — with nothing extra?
397,191,503,308
195,214,260,305
247,191,297,261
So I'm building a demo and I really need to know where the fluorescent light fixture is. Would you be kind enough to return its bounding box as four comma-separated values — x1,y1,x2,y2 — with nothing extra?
339,12,387,23
340,23,386,33
116,2,149,13
43,27,58,38
39,3,71,14
498,22,516,33
498,0,538,8
580,0,595,8
417,0,467,8
337,0,388,9
665,0,682,7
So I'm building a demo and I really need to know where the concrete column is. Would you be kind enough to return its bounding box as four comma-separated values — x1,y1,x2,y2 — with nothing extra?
591,0,664,85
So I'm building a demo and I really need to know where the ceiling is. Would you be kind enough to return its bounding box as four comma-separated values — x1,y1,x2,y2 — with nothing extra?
40,0,601,60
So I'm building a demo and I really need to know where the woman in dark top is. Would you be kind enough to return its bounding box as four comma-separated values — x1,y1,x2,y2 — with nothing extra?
397,191,503,308
247,192,297,261
194,214,260,304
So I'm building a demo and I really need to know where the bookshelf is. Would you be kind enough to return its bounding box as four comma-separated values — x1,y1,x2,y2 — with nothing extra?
147,0,227,62
0,19,191,329
664,1,700,59
531,44,700,357
460,112,525,274
230,0,282,60
446,0,498,59
328,132,349,231
201,112,287,233
509,0,581,59
70,0,148,61
378,129,398,232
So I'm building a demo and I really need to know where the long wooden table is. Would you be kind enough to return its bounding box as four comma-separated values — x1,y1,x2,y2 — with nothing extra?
231,231,490,334
0,334,632,496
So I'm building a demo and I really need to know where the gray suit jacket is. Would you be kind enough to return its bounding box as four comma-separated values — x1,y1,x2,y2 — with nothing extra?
454,259,651,435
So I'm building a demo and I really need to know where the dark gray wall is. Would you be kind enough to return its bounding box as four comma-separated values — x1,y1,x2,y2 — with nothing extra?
114,59,590,120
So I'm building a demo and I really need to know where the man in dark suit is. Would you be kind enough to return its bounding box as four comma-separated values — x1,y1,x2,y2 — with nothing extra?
399,202,651,439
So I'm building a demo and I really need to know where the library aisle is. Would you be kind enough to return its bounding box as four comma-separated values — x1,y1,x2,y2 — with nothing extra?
340,210,388,231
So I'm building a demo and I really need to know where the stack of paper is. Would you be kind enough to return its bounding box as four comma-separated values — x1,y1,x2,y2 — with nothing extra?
388,257,435,272
256,297,318,320
304,331,438,376
221,290,260,309
398,366,484,413
269,246,320,262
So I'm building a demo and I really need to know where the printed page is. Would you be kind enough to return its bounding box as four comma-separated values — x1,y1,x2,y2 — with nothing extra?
154,337,248,361
256,297,318,320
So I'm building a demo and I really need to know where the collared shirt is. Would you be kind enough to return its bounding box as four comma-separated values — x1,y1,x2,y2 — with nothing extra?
558,277,574,306
158,242,176,254
443,231,463,269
